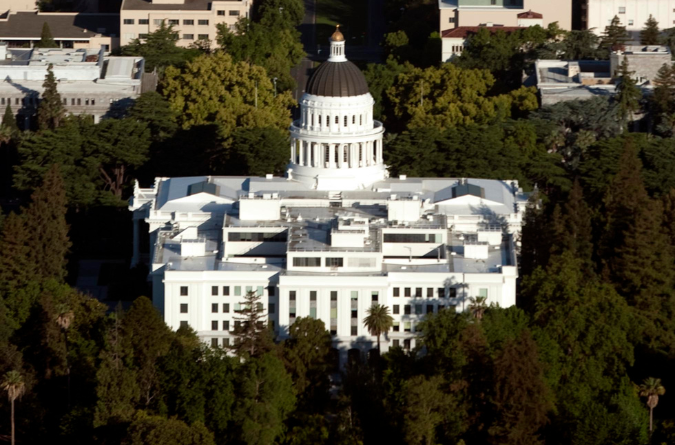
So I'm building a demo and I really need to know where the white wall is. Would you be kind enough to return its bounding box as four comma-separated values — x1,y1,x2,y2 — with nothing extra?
587,0,675,42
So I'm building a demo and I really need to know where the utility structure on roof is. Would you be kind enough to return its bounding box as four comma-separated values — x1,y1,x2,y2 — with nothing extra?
129,27,531,364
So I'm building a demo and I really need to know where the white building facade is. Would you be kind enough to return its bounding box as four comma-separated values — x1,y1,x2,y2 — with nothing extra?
584,0,675,42
129,29,530,363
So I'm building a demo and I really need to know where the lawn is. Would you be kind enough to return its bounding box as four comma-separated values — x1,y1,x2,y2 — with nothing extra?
315,0,369,48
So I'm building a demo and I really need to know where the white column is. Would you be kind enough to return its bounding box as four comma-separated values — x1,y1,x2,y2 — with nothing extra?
329,144,335,168
377,139,383,164
298,141,304,166
366,141,372,166
337,145,344,169
314,143,320,167
290,138,296,162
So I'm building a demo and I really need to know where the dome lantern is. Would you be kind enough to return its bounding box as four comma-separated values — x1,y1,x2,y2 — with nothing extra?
328,25,347,62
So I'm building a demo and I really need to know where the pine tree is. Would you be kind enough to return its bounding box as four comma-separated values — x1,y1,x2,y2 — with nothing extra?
601,15,629,52
37,64,65,131
652,63,675,115
488,330,552,445
0,212,36,303
23,165,71,282
36,22,58,48
614,56,642,126
230,290,275,359
1,104,18,135
551,179,594,266
640,15,661,45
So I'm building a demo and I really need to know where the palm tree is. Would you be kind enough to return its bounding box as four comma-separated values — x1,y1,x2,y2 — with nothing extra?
2,370,26,445
639,377,666,434
467,296,488,321
363,304,394,352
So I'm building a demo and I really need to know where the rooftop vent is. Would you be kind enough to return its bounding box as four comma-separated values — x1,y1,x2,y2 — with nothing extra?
187,181,220,196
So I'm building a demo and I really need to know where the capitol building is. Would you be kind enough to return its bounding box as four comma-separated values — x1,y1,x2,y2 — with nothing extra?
129,28,530,362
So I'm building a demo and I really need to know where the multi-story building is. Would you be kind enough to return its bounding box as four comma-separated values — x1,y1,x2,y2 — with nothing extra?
439,0,572,61
582,0,675,42
534,45,670,105
0,11,119,50
0,44,146,128
120,0,253,48
129,29,531,363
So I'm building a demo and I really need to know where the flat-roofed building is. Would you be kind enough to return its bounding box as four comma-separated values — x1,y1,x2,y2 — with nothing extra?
0,44,146,128
120,0,253,48
0,11,119,50
129,31,531,364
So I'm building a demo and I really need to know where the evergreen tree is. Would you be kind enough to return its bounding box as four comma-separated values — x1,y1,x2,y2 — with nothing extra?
37,64,65,131
550,179,594,266
640,15,661,45
122,412,215,445
614,56,642,126
127,92,177,142
1,104,18,136
601,15,630,51
402,375,452,445
121,21,196,72
282,317,332,412
36,22,58,48
230,290,274,359
232,353,296,445
652,63,675,114
121,297,172,408
0,212,36,299
94,309,140,428
488,330,552,445
23,165,71,282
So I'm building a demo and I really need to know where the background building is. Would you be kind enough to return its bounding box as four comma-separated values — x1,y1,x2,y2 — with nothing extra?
534,45,670,105
120,0,253,48
439,0,572,61
129,30,530,363
582,0,675,42
0,44,146,128
0,11,119,49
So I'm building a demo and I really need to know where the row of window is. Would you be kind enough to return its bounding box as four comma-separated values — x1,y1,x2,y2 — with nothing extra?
228,231,287,242
210,302,274,314
393,287,458,298
180,285,274,297
0,96,113,107
308,113,365,127
392,303,449,315
383,233,442,243
124,18,224,26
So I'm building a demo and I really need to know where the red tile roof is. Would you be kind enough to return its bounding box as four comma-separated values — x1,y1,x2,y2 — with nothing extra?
441,26,523,39
517,10,543,19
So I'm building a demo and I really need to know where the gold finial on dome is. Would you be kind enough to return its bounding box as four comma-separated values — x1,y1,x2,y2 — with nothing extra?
331,25,345,42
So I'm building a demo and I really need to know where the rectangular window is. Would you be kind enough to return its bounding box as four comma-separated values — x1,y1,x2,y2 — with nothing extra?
371,291,378,302
180,320,188,328
234,286,241,296
404,322,411,332
427,288,433,298
246,286,253,294
351,326,357,336
123,19,135,25
448,17,455,23
211,286,218,296
393,305,400,314
427,304,434,314
618,6,625,13
628,20,634,26
180,304,188,313
211,320,218,330
77,98,81,106
383,233,440,243
293,257,321,267
183,34,194,40
404,305,411,315
268,286,275,297
223,286,230,296
449,288,457,298
310,291,317,301
234,303,242,313
257,286,264,296
415,288,422,298
310,307,317,318
198,19,209,25
290,291,296,301
229,10,240,16
168,19,179,25
290,291,296,320
217,10,225,15
229,231,288,242
15,98,19,105
393,339,400,347
224,338,230,346
198,34,209,40
211,303,218,313
184,19,194,25
223,303,229,313
326,257,344,267
223,320,229,331
180,286,188,296
415,305,423,315
393,322,400,332
404,288,411,297
438,288,445,298
404,339,411,349
153,19,163,26
139,19,149,25
479,288,488,298
393,287,400,297
211,338,218,347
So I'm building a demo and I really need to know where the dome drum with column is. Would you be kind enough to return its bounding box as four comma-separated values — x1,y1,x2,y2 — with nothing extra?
288,26,386,191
